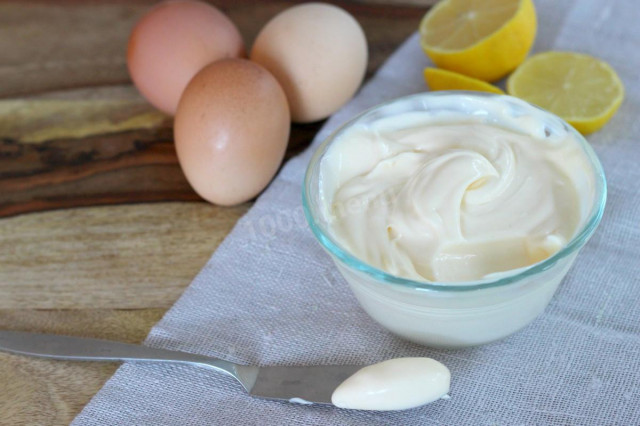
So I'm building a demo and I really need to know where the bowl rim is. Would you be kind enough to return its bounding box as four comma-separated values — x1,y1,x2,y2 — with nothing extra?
302,91,607,293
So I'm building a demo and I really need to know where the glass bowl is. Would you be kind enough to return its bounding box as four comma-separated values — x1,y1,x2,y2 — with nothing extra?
303,91,607,348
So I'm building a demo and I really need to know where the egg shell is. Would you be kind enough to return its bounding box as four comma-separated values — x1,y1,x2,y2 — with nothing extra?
127,0,244,115
174,58,290,206
250,3,368,123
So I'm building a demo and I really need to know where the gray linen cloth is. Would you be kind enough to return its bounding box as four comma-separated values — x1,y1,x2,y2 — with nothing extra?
73,0,640,424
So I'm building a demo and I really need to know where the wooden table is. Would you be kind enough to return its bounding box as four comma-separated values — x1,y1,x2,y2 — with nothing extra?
0,1,430,423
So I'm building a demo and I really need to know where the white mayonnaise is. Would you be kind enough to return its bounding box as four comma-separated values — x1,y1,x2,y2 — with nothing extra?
331,357,450,411
319,106,593,282
289,397,313,405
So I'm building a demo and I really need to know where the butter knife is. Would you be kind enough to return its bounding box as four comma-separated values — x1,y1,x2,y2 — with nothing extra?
0,330,360,405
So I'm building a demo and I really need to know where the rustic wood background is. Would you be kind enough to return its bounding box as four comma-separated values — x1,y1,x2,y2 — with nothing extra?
0,0,433,423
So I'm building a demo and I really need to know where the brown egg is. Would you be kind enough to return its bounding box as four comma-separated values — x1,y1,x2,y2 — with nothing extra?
174,59,290,206
250,3,368,123
127,0,244,115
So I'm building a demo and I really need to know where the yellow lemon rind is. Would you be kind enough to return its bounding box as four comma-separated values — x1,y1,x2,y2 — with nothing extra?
420,0,537,82
507,51,625,135
424,67,505,94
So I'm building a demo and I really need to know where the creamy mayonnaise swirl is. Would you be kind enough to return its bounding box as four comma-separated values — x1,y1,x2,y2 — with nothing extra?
319,104,594,282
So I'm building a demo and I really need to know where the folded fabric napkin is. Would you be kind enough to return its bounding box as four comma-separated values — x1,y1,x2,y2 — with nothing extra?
74,0,640,424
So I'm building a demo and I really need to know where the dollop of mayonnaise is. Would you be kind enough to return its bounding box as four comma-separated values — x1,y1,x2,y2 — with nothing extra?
331,357,450,411
319,108,594,282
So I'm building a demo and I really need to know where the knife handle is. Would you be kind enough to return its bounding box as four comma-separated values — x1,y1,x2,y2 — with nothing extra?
0,330,258,389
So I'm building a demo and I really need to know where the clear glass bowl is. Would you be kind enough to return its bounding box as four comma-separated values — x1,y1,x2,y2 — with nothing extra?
303,91,607,348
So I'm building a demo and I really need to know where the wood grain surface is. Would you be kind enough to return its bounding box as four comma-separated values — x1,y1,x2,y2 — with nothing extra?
0,0,429,218
0,0,429,423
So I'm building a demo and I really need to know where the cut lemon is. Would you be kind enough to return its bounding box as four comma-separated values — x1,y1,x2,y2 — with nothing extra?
424,67,504,94
507,51,624,135
419,0,536,82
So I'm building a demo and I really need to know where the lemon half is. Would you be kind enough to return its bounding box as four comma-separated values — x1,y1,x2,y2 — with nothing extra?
507,51,624,135
424,67,504,94
420,0,537,82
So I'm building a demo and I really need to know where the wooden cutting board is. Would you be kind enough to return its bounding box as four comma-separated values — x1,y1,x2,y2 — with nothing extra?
0,0,431,423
